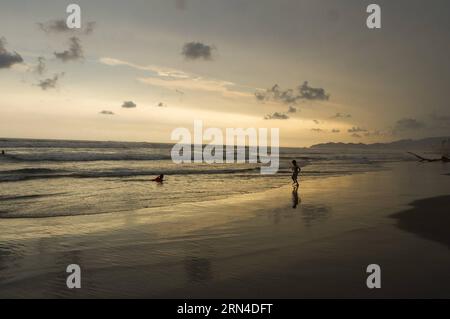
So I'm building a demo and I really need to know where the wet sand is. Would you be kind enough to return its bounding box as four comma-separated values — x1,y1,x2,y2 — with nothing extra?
0,162,449,298
391,196,450,249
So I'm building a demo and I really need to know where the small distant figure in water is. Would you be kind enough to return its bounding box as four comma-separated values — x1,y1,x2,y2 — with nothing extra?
1,150,5,156
152,174,164,183
291,160,300,186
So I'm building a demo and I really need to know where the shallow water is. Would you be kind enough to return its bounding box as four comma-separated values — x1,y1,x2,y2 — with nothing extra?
0,138,411,218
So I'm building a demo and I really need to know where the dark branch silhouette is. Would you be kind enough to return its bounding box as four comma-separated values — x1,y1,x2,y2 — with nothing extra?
408,152,450,163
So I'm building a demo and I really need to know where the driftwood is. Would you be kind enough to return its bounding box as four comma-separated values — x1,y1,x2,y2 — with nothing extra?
408,152,450,163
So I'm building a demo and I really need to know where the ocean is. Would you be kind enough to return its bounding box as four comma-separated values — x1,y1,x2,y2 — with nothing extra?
0,138,411,218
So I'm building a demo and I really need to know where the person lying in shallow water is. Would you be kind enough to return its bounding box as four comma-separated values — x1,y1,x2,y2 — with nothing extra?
152,174,164,183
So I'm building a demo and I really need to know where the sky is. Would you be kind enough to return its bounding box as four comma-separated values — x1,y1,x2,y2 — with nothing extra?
1,0,450,147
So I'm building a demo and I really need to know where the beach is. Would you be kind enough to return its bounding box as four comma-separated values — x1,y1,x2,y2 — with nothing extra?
2,0,450,303
1,161,449,298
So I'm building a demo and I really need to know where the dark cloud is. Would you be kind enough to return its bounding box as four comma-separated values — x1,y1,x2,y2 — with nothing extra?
255,91,267,102
122,101,137,108
313,119,320,124
393,118,425,132
351,133,362,138
255,81,330,105
157,102,167,107
264,112,289,120
287,106,297,113
38,19,69,33
332,112,351,119
54,37,83,62
299,81,330,101
38,19,96,35
0,37,23,69
311,128,324,133
348,126,367,133
100,110,114,115
331,129,340,133
37,73,63,90
256,84,298,104
182,42,214,60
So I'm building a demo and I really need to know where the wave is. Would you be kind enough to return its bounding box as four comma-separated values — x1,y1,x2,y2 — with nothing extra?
0,168,60,174
0,167,261,182
0,193,65,201
1,153,172,162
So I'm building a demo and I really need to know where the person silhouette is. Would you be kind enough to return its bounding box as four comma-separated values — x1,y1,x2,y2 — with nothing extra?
152,174,164,183
291,160,300,186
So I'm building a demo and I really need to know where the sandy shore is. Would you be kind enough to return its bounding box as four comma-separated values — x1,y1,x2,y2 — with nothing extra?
0,162,449,298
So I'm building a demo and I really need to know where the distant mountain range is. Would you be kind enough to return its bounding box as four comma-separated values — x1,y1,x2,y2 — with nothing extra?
310,136,450,151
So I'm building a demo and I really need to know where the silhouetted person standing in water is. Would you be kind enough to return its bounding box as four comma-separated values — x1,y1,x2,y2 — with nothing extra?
1,150,5,156
291,160,300,187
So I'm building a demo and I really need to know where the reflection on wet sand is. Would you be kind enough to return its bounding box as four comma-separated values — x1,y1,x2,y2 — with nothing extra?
287,185,330,227
300,204,331,227
292,184,300,208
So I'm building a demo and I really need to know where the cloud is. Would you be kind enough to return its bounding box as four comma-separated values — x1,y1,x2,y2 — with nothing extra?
182,42,214,60
264,112,289,120
348,126,367,133
332,112,351,119
311,128,324,133
255,81,330,104
157,102,167,107
256,84,297,104
100,57,190,79
331,129,340,133
34,57,46,75
122,101,137,108
139,77,250,98
351,133,362,138
38,19,96,35
101,57,251,98
38,19,69,33
287,106,297,113
99,110,114,115
37,73,64,90
0,37,23,69
393,118,425,132
313,120,320,124
54,37,83,62
299,81,330,101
